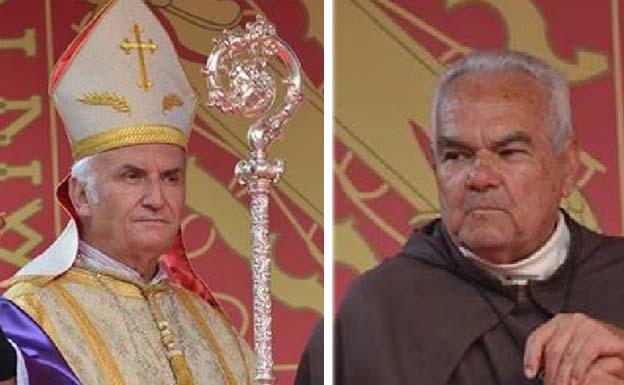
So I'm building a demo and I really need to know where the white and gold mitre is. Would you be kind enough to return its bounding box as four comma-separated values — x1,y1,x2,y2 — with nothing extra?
50,0,197,160
5,0,205,284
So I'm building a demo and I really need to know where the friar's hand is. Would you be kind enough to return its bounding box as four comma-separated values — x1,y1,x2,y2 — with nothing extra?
523,313,624,385
576,357,624,385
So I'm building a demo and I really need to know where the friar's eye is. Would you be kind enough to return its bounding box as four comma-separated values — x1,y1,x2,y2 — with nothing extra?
442,150,470,162
498,148,527,158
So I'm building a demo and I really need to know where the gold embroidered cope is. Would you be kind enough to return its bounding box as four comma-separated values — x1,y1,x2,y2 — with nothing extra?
4,266,254,385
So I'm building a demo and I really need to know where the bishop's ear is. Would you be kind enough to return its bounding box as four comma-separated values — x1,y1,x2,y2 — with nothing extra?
68,177,92,217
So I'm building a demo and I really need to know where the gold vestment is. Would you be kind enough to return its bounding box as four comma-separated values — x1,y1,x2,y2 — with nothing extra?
4,265,254,385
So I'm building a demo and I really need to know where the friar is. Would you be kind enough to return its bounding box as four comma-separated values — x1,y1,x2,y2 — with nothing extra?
335,50,624,385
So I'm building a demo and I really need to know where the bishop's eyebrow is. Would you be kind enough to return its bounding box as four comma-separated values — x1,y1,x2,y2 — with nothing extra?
162,167,183,177
118,164,145,174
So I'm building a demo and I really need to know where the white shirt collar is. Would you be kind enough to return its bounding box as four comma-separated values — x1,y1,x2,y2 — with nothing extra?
460,212,570,285
77,240,168,285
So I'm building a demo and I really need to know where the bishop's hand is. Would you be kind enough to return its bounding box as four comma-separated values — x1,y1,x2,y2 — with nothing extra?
524,313,624,385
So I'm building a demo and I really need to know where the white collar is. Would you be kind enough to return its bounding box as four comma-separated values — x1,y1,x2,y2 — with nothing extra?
77,240,168,285
460,212,570,285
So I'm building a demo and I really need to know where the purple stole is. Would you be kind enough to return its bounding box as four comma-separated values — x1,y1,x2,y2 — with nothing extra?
0,297,81,385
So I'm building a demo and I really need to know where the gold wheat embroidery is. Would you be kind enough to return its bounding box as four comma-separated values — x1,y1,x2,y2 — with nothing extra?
77,92,131,113
162,93,184,114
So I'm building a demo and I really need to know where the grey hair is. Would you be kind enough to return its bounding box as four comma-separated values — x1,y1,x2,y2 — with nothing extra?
70,154,100,204
430,50,572,153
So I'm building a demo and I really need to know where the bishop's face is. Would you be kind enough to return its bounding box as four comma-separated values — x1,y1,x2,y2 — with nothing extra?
434,70,578,265
76,143,186,261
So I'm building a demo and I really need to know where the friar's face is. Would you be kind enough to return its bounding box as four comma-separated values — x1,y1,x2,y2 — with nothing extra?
73,143,186,260
434,70,578,264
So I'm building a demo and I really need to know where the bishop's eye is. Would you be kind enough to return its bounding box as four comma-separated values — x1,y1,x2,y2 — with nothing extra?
163,172,183,185
123,170,144,183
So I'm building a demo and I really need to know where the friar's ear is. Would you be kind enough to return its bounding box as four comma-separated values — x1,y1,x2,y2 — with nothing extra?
68,177,92,217
560,135,580,198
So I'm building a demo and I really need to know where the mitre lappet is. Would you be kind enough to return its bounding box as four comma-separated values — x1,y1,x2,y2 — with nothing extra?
7,0,217,305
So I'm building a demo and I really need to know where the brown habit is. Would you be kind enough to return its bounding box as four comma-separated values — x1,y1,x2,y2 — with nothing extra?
335,212,624,385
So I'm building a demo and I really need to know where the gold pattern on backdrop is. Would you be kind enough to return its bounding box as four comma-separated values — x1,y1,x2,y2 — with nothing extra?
0,28,36,56
120,24,157,90
0,161,42,186
180,213,217,260
298,0,323,43
334,152,409,245
155,0,243,55
85,1,243,34
560,152,606,231
0,95,42,146
213,292,250,336
0,199,43,267
334,219,378,275
444,0,608,82
336,0,440,219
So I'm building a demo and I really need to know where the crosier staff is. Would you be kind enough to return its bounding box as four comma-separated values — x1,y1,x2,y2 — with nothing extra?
203,15,304,385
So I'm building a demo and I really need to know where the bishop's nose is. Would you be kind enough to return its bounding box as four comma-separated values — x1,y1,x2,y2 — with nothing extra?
142,179,165,210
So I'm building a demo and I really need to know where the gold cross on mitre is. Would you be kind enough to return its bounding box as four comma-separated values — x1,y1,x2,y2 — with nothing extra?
120,23,157,90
